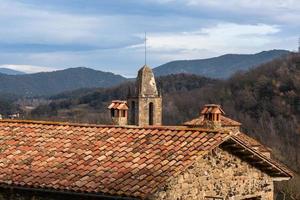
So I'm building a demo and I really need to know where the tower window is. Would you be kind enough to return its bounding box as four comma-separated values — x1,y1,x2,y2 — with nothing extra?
149,102,154,125
121,110,126,117
130,101,136,125
111,109,115,117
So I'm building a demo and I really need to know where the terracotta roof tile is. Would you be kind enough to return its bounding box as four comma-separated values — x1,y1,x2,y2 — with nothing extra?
0,119,228,199
234,132,271,153
108,100,128,110
200,104,225,114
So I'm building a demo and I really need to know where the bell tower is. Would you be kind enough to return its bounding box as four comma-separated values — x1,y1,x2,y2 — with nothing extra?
127,65,162,126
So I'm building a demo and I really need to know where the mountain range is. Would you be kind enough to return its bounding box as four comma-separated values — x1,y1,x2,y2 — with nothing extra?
153,49,290,78
0,67,126,96
0,68,25,75
0,49,291,96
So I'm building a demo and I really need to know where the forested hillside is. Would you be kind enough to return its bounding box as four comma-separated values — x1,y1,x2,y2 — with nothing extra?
29,74,216,123
0,93,20,116
28,53,300,197
160,54,300,173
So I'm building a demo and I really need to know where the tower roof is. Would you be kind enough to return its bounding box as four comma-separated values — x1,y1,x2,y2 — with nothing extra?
136,65,159,97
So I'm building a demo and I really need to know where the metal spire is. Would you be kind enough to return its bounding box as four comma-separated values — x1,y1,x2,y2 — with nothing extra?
298,37,300,53
144,32,147,65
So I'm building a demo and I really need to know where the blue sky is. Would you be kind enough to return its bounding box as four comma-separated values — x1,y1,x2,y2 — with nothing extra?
0,0,299,77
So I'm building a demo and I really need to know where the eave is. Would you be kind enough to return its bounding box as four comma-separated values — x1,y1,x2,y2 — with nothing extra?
220,137,293,179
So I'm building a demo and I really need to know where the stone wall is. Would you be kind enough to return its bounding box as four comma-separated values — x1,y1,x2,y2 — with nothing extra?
151,148,273,200
112,116,127,126
127,96,162,126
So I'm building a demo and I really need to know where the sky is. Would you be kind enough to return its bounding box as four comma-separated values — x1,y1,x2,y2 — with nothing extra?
0,0,299,77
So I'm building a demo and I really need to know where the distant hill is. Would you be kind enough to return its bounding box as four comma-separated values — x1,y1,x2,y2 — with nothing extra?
0,67,126,96
0,68,25,75
153,49,290,78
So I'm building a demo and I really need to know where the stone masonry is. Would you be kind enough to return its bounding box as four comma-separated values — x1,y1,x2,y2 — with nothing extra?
137,96,162,126
112,115,127,126
151,148,273,200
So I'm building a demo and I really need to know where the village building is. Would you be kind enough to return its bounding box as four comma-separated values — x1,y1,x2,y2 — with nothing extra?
0,65,293,200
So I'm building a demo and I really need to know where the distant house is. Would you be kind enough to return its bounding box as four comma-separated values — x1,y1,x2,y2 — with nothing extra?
8,113,20,119
0,65,292,200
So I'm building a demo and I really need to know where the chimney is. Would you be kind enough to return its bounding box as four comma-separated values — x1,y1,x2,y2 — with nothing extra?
108,100,128,126
201,104,225,129
185,104,241,131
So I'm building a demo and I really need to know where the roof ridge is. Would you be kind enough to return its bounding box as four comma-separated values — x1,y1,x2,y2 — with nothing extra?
0,119,220,132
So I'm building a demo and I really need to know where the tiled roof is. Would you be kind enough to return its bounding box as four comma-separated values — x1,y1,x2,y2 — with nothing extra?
184,115,241,127
0,120,229,199
235,132,271,154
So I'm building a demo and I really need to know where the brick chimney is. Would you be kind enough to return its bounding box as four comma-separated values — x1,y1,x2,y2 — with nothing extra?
201,104,225,129
108,100,128,126
185,104,241,131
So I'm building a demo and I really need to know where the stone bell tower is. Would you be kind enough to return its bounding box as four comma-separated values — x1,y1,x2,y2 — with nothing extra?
127,65,162,126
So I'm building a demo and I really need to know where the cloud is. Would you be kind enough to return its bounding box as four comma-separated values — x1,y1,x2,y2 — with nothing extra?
0,1,100,44
130,23,281,60
0,0,297,77
158,0,300,25
0,0,142,52
184,0,300,11
0,64,57,73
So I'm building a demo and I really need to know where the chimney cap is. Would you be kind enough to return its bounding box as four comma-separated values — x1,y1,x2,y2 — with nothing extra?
108,100,128,110
201,104,225,115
